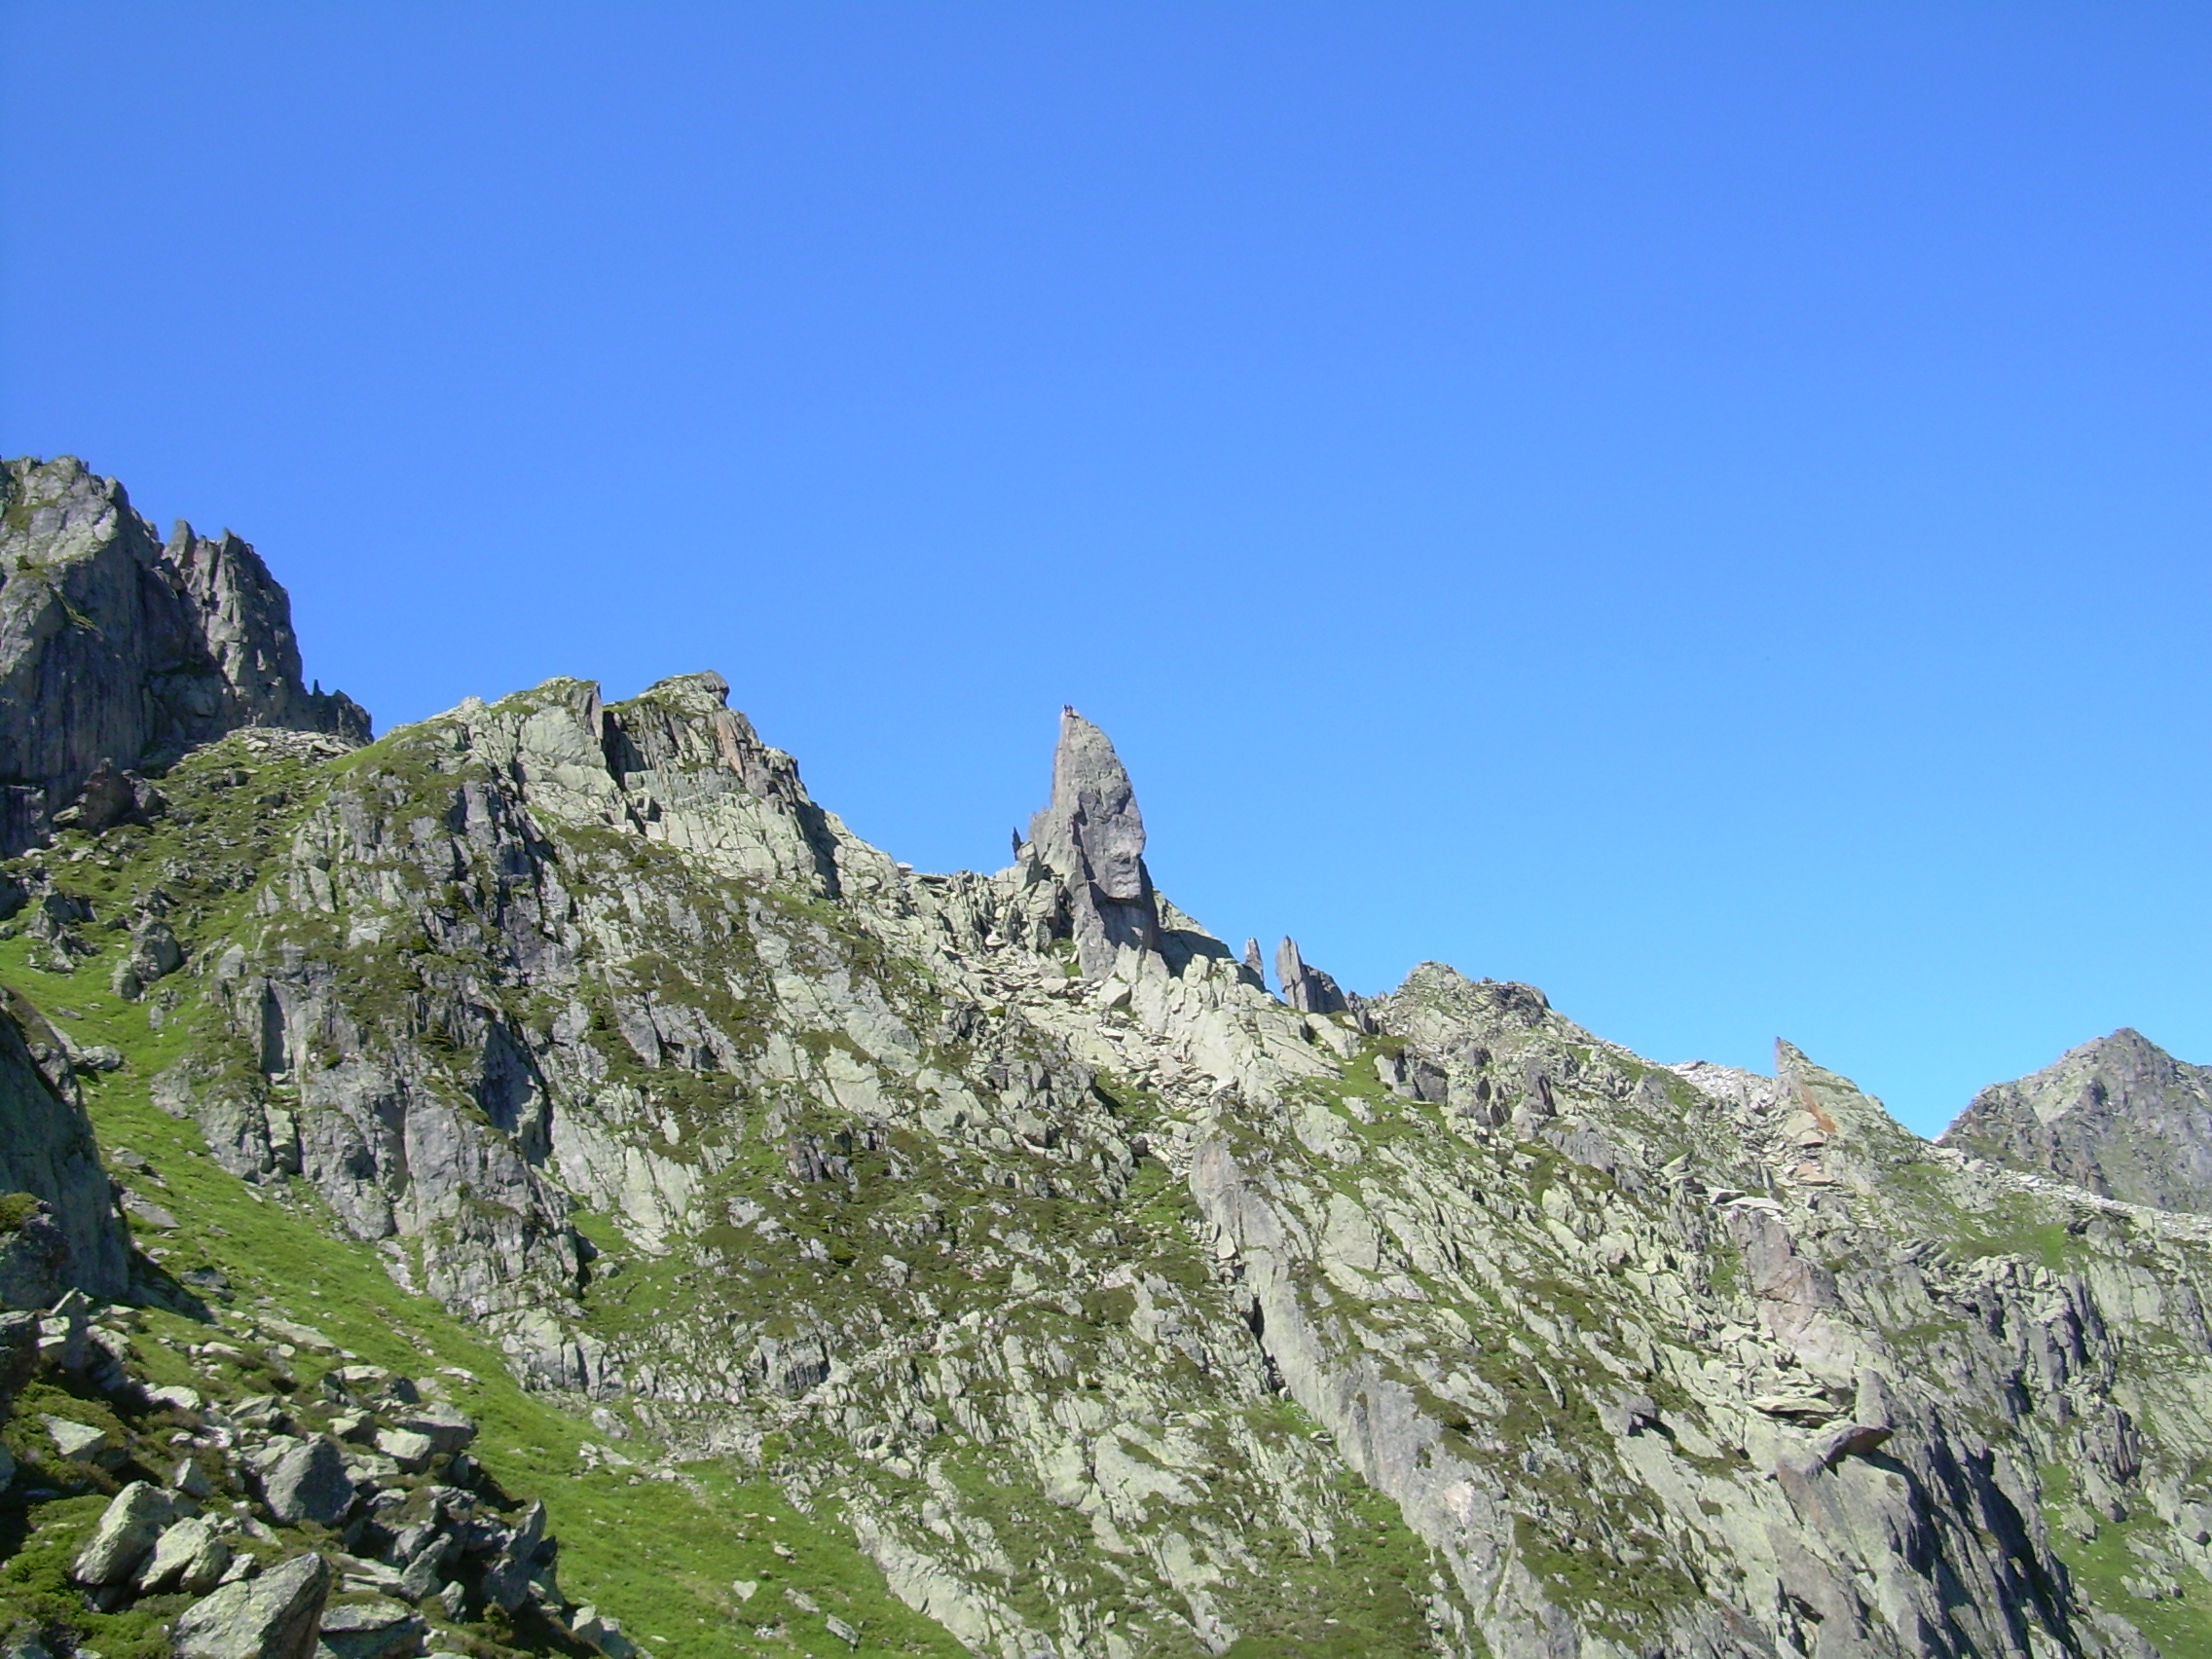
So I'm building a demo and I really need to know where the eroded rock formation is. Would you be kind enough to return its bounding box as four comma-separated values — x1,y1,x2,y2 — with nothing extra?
0,457,367,854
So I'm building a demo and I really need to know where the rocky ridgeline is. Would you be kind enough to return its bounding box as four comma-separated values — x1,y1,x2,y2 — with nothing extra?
13,460,2212,1657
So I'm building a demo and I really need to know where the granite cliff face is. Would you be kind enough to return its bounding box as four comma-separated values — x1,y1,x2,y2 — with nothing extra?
0,457,368,856
1942,1029,2212,1214
11,461,2212,1659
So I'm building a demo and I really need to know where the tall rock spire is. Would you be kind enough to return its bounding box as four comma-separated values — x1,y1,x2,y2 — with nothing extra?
1029,707,1160,979
1275,936,1349,1014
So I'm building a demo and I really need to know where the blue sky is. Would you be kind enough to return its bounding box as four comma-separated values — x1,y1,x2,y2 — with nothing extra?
4,3,2209,1133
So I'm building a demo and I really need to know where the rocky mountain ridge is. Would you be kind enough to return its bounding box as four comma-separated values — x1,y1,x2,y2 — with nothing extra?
9,460,2212,1659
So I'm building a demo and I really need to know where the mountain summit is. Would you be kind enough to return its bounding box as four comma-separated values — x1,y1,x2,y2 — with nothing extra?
1942,1027,2212,1213
0,457,367,855
6,461,2212,1659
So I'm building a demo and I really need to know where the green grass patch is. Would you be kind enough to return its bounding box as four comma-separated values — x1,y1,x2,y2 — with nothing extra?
0,936,964,1659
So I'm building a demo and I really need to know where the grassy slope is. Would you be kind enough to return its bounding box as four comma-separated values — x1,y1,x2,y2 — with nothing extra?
0,925,968,1659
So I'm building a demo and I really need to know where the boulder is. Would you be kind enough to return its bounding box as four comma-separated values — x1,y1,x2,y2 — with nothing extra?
568,1605,638,1659
388,1401,475,1455
172,1456,215,1498
395,1534,456,1602
259,1436,356,1527
257,1315,338,1353
70,1480,179,1585
1812,1422,1897,1470
326,1364,418,1405
51,757,163,835
374,1427,436,1473
112,916,185,1002
479,1548,536,1613
174,1552,332,1659
121,1190,179,1230
317,1598,428,1659
43,1415,105,1459
136,1514,232,1594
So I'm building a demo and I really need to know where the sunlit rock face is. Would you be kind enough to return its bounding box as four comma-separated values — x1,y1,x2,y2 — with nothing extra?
1027,706,1161,980
16,457,2212,1659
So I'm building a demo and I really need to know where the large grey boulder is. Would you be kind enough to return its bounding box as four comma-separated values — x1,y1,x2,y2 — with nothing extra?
317,1599,427,1659
566,1606,638,1659
0,998,127,1306
70,1480,179,1585
387,1400,476,1455
1027,707,1160,978
1942,1028,2212,1212
257,1436,356,1526
135,1514,231,1594
173,1552,331,1659
112,915,184,1001
0,456,368,854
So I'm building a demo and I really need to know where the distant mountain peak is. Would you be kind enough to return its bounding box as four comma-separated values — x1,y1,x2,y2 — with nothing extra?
1940,1026,2212,1211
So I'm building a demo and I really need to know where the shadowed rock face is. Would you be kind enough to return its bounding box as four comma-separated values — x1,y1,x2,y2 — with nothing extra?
0,457,369,854
1941,1028,2212,1212
1027,706,1160,978
0,998,128,1306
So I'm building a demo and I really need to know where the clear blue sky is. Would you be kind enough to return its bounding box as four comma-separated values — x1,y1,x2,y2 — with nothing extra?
5,4,2209,1134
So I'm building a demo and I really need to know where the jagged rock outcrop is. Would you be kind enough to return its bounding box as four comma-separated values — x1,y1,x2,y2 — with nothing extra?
1273,935,1348,1014
0,997,128,1307
23,467,2212,1658
0,456,368,854
1942,1028,2212,1213
1026,707,1161,979
105,673,2212,1657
